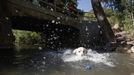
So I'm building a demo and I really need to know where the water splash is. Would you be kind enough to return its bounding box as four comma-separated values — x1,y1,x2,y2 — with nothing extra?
61,49,115,67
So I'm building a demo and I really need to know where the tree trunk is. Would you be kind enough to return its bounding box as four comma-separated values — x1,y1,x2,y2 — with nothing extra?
91,0,116,42
132,12,134,26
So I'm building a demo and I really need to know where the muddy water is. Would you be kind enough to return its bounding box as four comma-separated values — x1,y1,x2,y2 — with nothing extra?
1,49,134,75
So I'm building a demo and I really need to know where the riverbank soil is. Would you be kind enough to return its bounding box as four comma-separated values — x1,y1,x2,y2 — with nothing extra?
115,29,134,54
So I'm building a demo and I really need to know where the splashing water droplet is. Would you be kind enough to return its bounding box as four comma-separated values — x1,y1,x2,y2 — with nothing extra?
38,47,42,50
51,31,55,33
98,25,101,28
100,31,102,34
50,42,53,44
5,17,9,20
57,17,60,20
93,37,96,39
7,34,10,36
60,29,63,32
46,24,49,27
41,69,45,72
15,9,19,13
52,20,55,23
43,57,46,60
58,21,61,24
42,62,46,65
56,22,58,24
85,26,88,31
51,8,54,11
68,28,71,31
55,28,58,31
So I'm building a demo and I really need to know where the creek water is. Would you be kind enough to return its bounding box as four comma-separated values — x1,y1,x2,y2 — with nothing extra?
1,48,134,75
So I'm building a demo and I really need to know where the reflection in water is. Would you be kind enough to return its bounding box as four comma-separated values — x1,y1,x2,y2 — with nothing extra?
1,48,134,75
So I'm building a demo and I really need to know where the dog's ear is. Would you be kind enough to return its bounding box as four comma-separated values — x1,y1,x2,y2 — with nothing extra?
73,49,77,54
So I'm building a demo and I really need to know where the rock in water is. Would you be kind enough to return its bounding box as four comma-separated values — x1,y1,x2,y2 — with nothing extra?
131,46,134,53
84,64,92,71
127,46,134,53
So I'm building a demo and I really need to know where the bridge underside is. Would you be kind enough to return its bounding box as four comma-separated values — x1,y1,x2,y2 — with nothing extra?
11,16,79,32
0,0,80,64
11,16,80,49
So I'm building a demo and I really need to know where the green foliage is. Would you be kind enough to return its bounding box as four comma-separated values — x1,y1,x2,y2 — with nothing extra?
83,11,96,21
102,0,134,31
123,16,133,31
84,9,120,25
104,9,118,25
12,30,41,45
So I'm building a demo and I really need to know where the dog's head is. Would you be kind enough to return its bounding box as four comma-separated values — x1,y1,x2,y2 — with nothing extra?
73,47,87,56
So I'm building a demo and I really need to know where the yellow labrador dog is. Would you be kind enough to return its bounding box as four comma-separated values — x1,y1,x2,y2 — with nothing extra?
73,47,88,56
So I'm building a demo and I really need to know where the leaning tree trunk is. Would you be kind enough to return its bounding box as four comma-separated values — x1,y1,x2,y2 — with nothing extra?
91,0,116,42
